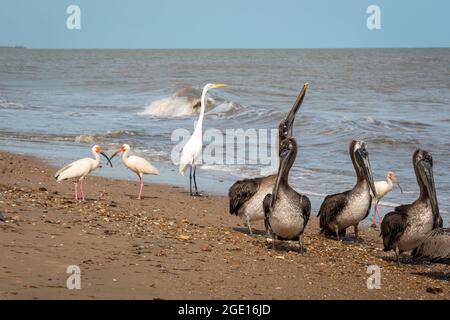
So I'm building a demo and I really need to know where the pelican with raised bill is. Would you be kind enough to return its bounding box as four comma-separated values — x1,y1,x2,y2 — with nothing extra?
263,138,311,251
381,149,443,264
317,140,378,241
179,83,226,196
228,83,309,235
54,145,112,201
109,144,160,200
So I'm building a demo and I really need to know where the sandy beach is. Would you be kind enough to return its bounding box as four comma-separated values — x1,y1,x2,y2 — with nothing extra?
0,151,448,300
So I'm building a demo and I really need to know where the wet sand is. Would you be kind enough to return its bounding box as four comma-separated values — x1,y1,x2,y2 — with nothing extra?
0,151,448,300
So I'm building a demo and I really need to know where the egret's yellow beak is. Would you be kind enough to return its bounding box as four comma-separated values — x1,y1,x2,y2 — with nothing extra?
212,84,226,88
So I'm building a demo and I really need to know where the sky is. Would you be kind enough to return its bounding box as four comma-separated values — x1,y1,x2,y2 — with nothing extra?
0,0,449,49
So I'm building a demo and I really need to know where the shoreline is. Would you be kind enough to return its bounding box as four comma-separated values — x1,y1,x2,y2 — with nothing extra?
1,141,431,222
0,150,448,299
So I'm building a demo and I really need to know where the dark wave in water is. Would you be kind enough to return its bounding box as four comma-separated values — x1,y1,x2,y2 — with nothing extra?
0,130,148,144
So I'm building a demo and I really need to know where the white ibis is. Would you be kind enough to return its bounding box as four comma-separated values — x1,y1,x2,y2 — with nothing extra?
370,171,403,226
179,83,226,196
54,145,112,201
110,144,159,200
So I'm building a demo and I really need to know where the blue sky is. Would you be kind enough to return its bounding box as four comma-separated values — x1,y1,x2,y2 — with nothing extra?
0,0,449,48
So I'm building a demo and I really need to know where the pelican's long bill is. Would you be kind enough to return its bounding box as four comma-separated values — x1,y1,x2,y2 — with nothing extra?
285,83,309,136
355,147,377,199
271,140,294,205
418,158,440,221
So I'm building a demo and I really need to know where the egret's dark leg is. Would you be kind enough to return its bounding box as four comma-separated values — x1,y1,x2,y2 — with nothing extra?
193,165,199,196
189,166,192,196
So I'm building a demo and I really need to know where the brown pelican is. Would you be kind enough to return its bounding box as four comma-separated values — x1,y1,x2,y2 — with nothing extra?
263,138,311,250
317,140,377,240
381,149,443,263
412,228,450,264
228,83,309,235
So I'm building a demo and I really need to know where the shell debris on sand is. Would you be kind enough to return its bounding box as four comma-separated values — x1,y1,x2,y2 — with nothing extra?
0,151,449,299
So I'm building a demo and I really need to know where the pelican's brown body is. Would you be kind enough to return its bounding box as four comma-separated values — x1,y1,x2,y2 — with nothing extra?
381,149,442,262
317,140,377,240
228,83,309,234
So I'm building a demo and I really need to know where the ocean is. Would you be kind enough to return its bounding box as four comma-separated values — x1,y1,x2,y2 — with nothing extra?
0,48,449,223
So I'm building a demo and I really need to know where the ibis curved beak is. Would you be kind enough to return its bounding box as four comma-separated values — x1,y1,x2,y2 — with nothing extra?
396,180,404,194
100,152,113,168
109,149,122,162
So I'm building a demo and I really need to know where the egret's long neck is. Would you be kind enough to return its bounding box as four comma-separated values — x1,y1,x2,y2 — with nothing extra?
194,87,208,135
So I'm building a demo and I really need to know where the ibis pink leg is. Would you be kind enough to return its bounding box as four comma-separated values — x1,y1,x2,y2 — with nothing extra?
376,203,382,224
371,205,378,226
79,180,85,202
138,178,144,200
74,182,78,201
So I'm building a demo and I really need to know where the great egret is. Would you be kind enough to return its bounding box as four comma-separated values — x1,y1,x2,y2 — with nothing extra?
110,144,160,200
179,83,226,196
54,145,112,201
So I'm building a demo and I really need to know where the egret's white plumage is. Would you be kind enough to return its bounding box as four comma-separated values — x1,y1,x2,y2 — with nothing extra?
55,145,111,201
110,144,159,199
371,171,403,226
178,83,226,195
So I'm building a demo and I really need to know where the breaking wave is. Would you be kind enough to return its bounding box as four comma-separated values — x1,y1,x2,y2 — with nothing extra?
140,87,241,117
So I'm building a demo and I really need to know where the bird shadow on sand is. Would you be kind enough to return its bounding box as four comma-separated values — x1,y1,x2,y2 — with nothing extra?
267,241,307,254
232,227,267,237
377,254,444,270
232,228,307,254
180,192,208,198
412,271,450,282
124,194,159,200
322,234,369,247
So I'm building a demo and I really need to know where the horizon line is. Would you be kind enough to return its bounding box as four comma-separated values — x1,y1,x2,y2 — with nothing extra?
2,46,450,50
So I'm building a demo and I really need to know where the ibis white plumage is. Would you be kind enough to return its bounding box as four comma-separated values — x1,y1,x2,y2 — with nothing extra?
371,171,403,226
110,144,159,200
54,145,112,201
179,83,226,196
